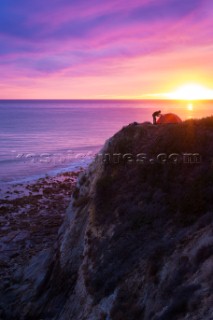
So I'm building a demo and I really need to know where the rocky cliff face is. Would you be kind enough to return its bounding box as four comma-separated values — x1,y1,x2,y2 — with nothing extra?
2,118,213,320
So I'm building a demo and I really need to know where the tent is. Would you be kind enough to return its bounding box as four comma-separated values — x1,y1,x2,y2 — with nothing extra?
157,113,182,124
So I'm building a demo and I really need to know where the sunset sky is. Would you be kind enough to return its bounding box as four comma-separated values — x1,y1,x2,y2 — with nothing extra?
0,0,213,99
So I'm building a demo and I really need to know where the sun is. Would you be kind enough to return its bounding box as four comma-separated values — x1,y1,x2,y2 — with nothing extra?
164,84,213,100
187,103,193,111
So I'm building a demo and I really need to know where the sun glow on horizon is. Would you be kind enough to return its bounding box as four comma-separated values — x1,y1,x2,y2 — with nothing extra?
164,84,213,101
187,103,193,111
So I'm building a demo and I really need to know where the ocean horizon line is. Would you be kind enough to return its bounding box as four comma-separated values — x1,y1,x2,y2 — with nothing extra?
1,98,213,102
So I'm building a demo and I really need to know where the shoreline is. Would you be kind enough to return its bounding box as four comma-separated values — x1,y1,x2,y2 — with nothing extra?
0,156,94,186
0,169,83,296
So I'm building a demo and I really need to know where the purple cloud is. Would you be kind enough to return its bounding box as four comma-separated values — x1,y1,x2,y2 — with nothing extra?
0,0,212,83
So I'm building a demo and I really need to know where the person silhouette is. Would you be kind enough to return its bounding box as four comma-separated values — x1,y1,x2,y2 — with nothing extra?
152,110,161,125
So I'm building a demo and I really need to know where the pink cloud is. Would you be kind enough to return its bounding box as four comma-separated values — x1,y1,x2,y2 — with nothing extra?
0,0,212,98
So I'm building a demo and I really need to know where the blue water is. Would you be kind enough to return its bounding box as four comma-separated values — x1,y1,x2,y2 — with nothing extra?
0,100,212,183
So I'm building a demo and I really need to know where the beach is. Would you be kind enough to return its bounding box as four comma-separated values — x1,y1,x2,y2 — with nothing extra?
0,169,82,295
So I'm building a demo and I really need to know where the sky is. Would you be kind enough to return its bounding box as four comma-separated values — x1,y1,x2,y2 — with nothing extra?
0,0,213,99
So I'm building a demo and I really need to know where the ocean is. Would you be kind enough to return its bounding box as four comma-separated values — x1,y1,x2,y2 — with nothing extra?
0,99,212,183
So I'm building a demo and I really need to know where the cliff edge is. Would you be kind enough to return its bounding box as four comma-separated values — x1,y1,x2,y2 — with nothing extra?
2,117,213,320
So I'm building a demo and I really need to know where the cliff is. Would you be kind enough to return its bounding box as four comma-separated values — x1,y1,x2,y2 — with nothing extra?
2,117,213,320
